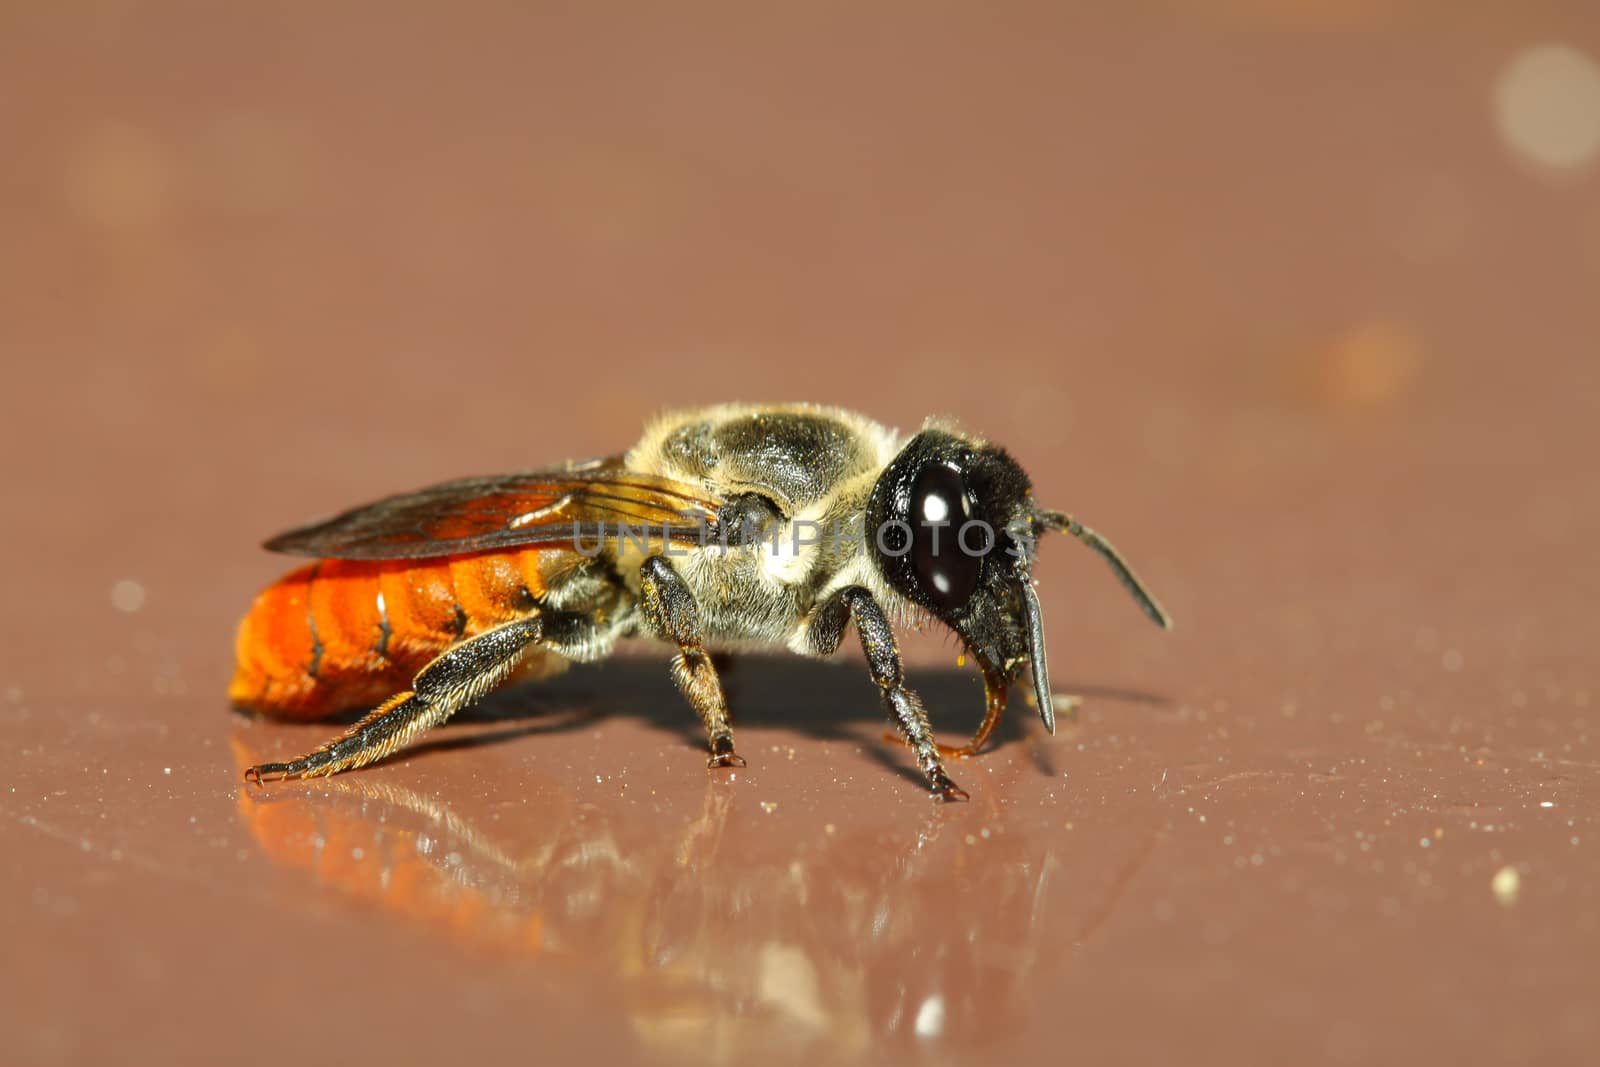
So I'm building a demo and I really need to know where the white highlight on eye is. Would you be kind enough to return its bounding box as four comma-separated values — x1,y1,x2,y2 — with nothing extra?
922,495,949,523
1492,43,1600,172
931,572,951,595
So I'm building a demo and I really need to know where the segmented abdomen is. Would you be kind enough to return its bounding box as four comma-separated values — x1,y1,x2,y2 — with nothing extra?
229,549,553,719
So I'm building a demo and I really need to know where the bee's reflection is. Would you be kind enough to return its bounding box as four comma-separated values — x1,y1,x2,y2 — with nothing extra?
231,659,1159,1061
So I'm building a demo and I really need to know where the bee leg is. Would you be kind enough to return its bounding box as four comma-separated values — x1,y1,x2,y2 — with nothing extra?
884,657,1012,758
814,587,968,802
639,556,745,770
243,615,547,783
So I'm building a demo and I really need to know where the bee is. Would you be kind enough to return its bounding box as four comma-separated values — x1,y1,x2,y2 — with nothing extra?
231,403,1171,800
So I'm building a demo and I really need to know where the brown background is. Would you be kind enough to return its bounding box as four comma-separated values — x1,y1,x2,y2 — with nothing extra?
1,4,1596,1065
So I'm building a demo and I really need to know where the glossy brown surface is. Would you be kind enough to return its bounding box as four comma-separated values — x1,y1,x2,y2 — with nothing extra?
2,5,1596,1065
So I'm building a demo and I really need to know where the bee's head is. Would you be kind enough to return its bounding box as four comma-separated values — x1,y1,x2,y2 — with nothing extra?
867,428,1171,734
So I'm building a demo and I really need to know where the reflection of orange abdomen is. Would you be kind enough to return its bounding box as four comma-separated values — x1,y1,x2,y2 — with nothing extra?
229,737,551,953
229,550,553,719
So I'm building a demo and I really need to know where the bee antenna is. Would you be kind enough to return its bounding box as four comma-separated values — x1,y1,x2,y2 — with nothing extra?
1035,509,1173,630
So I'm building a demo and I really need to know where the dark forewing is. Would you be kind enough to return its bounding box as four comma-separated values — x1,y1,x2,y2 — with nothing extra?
263,456,722,560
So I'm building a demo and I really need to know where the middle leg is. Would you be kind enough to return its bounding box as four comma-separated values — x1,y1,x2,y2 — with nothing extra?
638,555,745,769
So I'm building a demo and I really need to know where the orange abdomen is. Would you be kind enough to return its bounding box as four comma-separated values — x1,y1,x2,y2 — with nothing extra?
229,549,552,719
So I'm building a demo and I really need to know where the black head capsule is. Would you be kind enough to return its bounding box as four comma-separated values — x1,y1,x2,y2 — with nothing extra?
868,430,1046,717
868,428,1171,737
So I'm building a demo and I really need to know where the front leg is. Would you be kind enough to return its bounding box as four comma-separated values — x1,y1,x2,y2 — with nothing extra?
811,587,968,801
638,555,745,770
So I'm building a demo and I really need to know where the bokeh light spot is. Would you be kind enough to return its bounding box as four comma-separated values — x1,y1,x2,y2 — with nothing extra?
1492,44,1600,173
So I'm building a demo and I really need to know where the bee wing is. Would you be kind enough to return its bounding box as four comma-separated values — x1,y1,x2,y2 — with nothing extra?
262,456,722,560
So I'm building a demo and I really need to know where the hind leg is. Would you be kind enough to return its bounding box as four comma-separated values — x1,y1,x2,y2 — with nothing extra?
244,614,550,783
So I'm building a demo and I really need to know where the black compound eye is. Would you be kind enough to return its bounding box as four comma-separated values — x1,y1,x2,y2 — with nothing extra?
910,463,981,611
